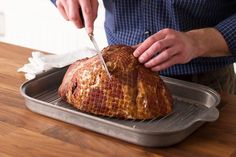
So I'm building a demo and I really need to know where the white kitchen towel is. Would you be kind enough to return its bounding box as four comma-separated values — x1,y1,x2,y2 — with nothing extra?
18,47,97,80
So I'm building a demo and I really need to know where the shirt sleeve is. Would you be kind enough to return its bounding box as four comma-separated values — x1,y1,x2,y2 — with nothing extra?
215,13,236,55
50,0,57,6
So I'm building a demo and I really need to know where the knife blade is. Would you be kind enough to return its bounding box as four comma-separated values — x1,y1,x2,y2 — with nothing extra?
88,33,111,79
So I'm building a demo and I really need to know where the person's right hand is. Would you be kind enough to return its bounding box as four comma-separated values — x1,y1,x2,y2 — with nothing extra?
56,0,99,34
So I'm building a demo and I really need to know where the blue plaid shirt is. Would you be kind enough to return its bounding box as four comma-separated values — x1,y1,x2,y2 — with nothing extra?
51,0,236,76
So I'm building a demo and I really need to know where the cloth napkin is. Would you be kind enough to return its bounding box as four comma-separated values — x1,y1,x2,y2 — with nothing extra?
18,47,97,80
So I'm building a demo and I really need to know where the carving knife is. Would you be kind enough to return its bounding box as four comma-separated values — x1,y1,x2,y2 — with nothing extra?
78,8,111,79
88,33,111,79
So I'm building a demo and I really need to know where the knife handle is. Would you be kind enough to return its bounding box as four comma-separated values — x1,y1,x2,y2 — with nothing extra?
79,7,94,35
79,8,85,27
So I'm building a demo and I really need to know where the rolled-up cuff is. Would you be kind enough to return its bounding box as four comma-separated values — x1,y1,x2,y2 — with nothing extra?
50,0,57,6
215,13,236,55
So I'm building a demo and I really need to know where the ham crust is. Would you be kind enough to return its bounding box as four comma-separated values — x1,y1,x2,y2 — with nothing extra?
58,45,173,119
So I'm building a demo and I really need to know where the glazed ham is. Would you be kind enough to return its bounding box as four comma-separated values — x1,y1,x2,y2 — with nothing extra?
58,45,173,119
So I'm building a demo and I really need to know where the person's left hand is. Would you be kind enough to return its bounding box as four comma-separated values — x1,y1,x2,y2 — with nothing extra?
133,28,200,72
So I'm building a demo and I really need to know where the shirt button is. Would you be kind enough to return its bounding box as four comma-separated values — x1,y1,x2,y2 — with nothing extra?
144,30,151,36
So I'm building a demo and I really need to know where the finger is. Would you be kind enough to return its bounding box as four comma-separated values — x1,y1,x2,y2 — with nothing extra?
56,0,69,21
91,0,98,20
80,0,94,34
68,0,84,28
133,31,166,57
131,43,141,49
57,1,69,20
138,38,174,63
151,54,180,72
144,47,177,68
60,0,69,17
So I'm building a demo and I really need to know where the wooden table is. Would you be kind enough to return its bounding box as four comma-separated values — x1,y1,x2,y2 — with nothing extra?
0,42,235,157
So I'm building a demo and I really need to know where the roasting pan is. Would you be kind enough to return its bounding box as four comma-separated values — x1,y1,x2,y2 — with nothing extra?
20,67,220,147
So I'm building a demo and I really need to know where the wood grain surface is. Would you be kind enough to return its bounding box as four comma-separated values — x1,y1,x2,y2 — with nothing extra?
0,42,235,157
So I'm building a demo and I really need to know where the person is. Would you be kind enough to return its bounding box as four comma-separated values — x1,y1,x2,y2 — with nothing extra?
50,0,236,94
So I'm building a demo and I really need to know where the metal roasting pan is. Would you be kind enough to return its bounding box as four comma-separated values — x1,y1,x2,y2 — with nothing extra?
20,67,220,147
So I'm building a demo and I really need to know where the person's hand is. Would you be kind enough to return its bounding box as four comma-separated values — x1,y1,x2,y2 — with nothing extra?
133,28,200,72
56,0,99,34
133,28,230,72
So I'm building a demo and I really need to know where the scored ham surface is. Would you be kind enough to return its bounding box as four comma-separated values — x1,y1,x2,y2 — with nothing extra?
58,45,173,119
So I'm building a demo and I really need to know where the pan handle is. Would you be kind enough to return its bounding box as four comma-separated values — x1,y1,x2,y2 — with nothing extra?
196,107,219,122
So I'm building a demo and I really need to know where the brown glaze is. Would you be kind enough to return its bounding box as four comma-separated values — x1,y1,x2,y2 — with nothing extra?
58,45,173,119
